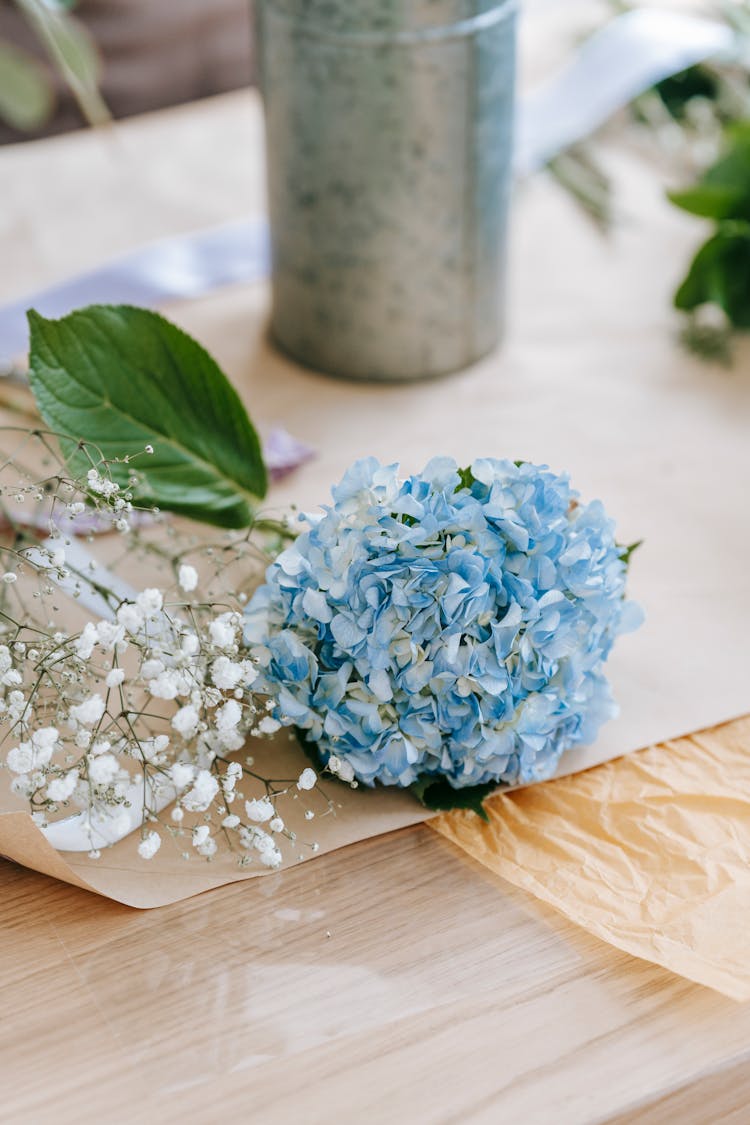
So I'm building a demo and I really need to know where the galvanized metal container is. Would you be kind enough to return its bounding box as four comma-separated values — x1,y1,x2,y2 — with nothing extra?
256,0,517,381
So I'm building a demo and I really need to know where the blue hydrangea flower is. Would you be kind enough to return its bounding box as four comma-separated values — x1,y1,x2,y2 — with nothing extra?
244,458,642,790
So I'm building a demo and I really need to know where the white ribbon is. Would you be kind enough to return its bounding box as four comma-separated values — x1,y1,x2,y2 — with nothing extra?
0,10,737,368
0,217,270,366
514,9,735,175
28,540,182,852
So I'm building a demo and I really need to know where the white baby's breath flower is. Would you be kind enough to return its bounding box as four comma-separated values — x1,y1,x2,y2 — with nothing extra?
137,831,161,860
87,468,119,498
222,814,240,828
135,588,163,618
249,829,282,867
6,744,33,774
192,824,210,847
211,656,243,691
74,622,98,660
142,658,165,679
216,699,241,731
147,670,182,700
257,715,281,735
269,816,284,833
182,769,219,812
327,754,356,783
105,668,125,689
117,602,144,634
197,836,217,858
10,774,32,797
259,847,282,869
209,614,237,648
296,767,317,791
140,735,170,763
70,694,105,727
178,565,198,593
216,728,244,753
96,621,125,650
87,753,120,785
222,761,242,793
169,761,196,788
172,703,200,740
46,771,78,802
31,728,60,760
245,796,274,823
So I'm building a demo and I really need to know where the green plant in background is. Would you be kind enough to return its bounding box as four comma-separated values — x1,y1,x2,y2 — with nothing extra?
0,0,108,133
669,122,750,362
546,1,750,361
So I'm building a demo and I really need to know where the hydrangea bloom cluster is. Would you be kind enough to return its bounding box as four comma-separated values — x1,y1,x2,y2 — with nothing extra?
245,457,642,790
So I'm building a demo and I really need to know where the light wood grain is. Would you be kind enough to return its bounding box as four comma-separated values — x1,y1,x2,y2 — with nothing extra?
607,1056,750,1125
1,823,749,1124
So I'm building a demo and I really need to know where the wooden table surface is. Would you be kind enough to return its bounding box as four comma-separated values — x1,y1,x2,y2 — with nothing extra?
3,823,750,1124
3,17,750,1120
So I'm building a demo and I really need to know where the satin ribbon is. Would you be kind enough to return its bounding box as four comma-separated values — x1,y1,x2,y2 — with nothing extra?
0,9,736,367
31,540,185,852
0,218,270,366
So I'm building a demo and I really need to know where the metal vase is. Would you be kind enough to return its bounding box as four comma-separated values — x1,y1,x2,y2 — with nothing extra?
256,0,518,381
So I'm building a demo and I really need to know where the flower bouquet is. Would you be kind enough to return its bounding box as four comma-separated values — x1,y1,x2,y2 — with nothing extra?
0,304,641,878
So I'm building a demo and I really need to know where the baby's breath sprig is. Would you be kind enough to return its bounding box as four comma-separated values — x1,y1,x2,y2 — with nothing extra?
0,429,332,868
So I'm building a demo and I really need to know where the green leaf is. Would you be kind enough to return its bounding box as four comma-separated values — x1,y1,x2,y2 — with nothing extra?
15,0,110,128
668,123,750,222
27,305,267,528
674,222,750,328
652,65,719,122
668,184,750,222
0,39,55,131
296,729,496,819
618,539,643,568
456,465,476,491
410,775,495,821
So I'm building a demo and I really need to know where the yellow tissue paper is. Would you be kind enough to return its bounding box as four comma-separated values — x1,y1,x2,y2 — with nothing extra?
431,717,750,1001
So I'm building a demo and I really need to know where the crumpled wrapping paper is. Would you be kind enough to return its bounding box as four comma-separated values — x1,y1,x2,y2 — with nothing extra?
431,716,750,1001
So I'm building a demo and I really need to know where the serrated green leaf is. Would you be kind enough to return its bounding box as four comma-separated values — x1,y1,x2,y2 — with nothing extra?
27,305,267,528
410,775,495,821
674,222,750,328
